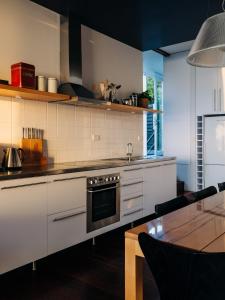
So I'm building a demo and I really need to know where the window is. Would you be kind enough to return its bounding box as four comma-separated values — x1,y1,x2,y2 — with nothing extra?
144,75,163,156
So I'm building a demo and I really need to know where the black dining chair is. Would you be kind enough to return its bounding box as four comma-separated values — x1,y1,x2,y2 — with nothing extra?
218,182,225,192
155,195,189,217
138,232,225,300
191,186,217,202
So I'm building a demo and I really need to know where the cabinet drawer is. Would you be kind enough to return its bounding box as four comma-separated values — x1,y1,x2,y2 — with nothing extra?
47,175,86,214
121,167,143,181
48,207,86,254
122,195,143,212
121,207,143,225
121,180,143,200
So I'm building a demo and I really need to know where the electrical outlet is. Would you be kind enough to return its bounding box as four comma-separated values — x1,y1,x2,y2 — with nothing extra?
92,134,101,141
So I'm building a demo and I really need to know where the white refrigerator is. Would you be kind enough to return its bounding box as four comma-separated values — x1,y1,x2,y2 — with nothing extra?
204,115,225,188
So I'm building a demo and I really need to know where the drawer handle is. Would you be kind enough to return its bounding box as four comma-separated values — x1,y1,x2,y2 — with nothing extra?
87,184,120,193
161,162,176,166
124,167,142,172
123,208,143,216
123,194,143,202
53,210,86,222
53,176,86,182
144,164,161,169
144,162,175,169
121,181,143,187
1,181,48,190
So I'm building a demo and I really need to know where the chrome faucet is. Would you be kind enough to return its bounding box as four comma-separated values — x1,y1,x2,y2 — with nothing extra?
126,143,133,163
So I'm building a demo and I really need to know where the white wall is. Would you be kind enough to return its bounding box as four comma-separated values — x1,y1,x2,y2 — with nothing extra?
82,25,143,98
164,51,196,190
0,0,60,81
0,0,144,163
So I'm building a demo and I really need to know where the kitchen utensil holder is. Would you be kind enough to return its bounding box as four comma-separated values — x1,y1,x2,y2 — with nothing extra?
21,138,47,166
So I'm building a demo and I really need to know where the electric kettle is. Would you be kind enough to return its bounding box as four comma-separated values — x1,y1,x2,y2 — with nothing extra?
2,147,24,170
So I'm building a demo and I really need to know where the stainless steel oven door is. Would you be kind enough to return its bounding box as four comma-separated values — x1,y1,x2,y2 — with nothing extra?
87,182,120,233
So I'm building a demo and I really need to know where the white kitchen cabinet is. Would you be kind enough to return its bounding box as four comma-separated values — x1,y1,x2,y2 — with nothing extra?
48,207,86,254
120,167,144,223
204,116,225,165
204,165,225,189
0,177,48,274
143,161,176,217
47,173,86,215
121,207,143,225
217,68,225,112
47,173,87,254
196,67,218,115
196,67,225,115
121,178,143,200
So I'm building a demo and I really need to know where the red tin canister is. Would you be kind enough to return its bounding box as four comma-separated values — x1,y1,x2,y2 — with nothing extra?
11,62,35,89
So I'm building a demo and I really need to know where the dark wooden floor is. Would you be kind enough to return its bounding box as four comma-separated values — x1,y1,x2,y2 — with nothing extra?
0,222,159,300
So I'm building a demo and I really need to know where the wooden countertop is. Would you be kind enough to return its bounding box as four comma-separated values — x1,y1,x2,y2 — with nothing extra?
125,191,225,252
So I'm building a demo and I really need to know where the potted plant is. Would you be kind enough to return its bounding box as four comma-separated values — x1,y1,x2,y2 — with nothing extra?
137,91,154,108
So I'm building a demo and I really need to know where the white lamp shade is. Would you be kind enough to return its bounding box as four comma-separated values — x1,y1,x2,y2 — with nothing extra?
187,12,225,67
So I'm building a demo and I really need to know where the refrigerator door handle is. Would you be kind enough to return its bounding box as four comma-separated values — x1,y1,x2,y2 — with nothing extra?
213,88,217,112
219,88,222,112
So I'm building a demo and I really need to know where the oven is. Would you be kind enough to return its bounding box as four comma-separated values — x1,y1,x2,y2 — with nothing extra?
87,173,120,233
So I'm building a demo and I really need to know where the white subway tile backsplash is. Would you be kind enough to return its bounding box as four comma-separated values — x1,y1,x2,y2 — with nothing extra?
0,122,12,146
0,97,143,162
0,97,12,123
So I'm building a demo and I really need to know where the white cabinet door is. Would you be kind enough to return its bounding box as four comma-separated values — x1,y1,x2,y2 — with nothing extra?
204,165,225,189
48,207,86,254
217,68,225,112
196,67,218,115
143,162,176,217
161,162,177,202
0,178,47,274
204,116,225,165
143,164,162,216
47,174,86,215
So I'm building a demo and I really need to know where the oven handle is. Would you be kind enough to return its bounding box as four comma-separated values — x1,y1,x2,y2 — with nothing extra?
87,185,120,193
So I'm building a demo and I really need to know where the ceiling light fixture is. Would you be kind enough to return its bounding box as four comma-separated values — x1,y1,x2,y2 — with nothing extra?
187,0,225,67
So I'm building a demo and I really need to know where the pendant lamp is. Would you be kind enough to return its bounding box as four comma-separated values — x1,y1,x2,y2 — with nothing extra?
187,1,225,67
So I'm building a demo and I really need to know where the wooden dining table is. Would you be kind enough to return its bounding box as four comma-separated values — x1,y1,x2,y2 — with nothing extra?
125,191,225,300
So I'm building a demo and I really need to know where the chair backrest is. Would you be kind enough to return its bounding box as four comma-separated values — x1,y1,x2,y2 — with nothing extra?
138,232,225,300
192,186,217,201
218,182,225,192
155,195,189,217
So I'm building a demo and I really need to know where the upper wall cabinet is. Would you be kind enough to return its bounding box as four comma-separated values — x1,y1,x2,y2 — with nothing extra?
196,67,225,115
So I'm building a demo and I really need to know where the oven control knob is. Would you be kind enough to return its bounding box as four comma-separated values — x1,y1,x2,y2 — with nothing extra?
94,179,98,184
117,176,120,180
105,177,109,182
109,177,112,181
113,176,116,180
89,180,93,185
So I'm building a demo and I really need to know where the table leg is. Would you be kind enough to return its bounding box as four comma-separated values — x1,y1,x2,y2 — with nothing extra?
125,237,144,300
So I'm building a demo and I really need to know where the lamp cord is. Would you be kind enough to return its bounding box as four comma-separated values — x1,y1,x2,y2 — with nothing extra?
222,0,225,11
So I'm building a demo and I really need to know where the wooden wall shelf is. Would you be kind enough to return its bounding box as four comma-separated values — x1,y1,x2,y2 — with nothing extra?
0,84,70,102
0,84,161,114
57,98,161,114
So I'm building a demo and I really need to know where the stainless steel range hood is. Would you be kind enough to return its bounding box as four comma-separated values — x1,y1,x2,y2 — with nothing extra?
57,15,97,104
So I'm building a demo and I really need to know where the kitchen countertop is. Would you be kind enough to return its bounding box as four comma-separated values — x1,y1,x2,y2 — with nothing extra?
0,156,176,181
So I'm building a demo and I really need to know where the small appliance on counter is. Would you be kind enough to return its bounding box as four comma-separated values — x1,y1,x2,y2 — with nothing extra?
2,147,24,170
11,62,35,89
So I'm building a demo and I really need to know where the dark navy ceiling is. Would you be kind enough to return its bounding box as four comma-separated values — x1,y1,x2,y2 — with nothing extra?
31,0,222,51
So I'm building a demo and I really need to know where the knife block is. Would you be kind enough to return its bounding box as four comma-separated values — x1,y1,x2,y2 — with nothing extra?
21,138,47,166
